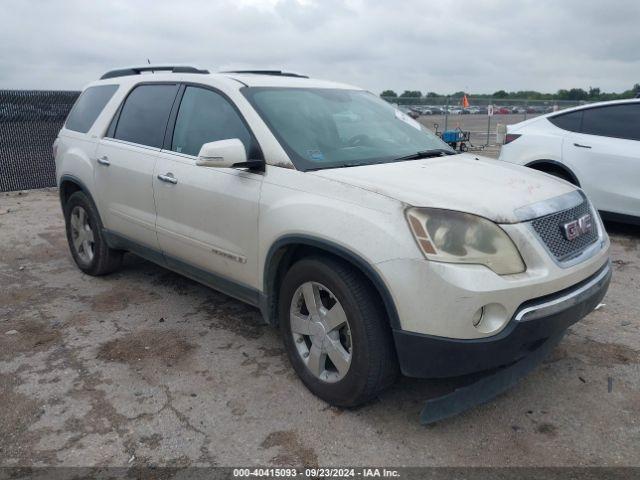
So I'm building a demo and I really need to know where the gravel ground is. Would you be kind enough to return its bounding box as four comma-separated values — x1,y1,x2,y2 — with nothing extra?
0,188,638,467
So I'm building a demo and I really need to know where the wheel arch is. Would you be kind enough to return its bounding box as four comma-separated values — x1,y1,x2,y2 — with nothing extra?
525,160,581,186
58,175,105,232
59,174,94,207
261,235,400,330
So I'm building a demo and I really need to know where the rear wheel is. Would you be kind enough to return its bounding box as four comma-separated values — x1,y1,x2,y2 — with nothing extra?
279,256,398,407
64,191,123,276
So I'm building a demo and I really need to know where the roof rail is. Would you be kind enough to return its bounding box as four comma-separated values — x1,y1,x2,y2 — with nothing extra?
221,70,309,79
100,65,210,80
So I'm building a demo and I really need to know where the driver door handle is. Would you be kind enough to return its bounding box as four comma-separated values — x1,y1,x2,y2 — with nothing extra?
574,143,592,149
157,173,178,184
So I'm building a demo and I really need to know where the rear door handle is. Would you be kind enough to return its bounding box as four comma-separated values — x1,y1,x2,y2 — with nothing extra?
573,143,592,149
157,173,178,184
97,155,111,166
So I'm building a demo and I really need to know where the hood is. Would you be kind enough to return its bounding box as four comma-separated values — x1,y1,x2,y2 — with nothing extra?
309,153,576,223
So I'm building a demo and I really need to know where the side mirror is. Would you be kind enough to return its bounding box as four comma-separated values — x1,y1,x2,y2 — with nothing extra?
196,139,248,168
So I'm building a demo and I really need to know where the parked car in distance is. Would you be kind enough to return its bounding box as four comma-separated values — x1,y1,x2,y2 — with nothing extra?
496,107,511,114
54,66,611,417
399,106,420,119
499,99,640,225
428,106,446,115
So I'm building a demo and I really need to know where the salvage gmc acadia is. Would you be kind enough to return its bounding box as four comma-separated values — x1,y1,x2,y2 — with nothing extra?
54,66,611,422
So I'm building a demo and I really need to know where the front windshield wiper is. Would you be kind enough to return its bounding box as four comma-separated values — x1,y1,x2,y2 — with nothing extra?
311,149,457,171
392,149,456,162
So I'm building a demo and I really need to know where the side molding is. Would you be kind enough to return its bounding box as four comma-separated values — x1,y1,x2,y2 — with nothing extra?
103,230,262,308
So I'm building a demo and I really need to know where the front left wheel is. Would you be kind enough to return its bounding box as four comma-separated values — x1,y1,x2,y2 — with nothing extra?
279,256,398,407
64,191,123,276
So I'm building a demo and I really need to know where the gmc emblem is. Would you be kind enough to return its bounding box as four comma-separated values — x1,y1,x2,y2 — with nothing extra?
562,214,593,241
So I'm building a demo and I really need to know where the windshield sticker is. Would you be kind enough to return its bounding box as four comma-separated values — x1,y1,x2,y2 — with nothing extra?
307,149,325,161
394,109,422,130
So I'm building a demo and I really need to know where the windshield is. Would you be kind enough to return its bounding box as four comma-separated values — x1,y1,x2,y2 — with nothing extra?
242,87,454,171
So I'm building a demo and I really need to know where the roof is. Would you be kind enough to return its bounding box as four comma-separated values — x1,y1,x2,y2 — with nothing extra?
546,98,639,117
96,65,361,90
220,72,359,89
509,98,640,130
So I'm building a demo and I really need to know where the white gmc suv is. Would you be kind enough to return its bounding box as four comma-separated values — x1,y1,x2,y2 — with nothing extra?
55,66,611,421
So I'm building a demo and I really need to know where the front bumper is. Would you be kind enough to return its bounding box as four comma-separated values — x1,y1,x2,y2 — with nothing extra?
393,260,611,378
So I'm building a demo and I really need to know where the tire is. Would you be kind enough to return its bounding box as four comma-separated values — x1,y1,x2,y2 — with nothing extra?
64,191,123,276
279,256,398,407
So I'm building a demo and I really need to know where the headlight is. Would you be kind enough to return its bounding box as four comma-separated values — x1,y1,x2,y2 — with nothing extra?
406,207,525,275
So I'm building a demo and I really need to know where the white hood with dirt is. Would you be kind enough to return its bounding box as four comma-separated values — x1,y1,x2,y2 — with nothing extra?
310,153,576,224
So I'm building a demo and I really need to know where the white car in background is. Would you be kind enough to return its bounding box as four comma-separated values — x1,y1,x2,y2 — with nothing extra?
499,99,640,225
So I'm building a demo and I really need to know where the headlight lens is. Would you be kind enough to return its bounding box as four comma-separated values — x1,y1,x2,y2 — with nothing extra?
406,207,525,275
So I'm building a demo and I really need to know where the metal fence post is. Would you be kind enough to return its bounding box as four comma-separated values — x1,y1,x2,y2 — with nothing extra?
486,98,492,146
444,96,449,132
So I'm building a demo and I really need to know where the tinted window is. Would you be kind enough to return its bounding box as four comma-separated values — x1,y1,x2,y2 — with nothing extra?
171,86,258,157
114,84,179,148
548,110,582,132
65,85,118,133
581,104,640,141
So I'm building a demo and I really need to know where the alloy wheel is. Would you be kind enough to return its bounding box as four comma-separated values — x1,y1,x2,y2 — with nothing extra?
289,281,352,382
69,205,95,264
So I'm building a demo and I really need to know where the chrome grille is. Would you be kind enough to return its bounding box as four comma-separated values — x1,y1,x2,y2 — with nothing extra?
531,200,598,262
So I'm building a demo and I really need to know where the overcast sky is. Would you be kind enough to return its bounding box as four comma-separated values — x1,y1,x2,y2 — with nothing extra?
1,0,638,94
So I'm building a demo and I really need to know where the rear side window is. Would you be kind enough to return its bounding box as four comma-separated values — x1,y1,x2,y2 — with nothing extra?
65,85,118,133
548,110,582,132
113,84,179,148
170,86,259,157
581,103,640,141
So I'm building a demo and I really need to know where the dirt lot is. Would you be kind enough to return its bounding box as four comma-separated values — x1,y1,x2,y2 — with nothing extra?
0,189,639,467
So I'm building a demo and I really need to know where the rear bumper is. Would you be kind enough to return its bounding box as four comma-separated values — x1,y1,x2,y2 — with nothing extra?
394,260,611,378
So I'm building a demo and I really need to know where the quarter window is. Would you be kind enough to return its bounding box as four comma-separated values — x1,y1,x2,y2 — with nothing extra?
581,104,640,141
548,110,582,133
113,84,179,148
171,86,258,157
65,85,118,133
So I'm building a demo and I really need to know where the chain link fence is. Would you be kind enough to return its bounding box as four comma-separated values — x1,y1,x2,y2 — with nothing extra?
382,95,587,158
1,90,79,192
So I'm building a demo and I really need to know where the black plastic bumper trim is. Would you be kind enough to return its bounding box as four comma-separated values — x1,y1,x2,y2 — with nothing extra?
393,260,611,379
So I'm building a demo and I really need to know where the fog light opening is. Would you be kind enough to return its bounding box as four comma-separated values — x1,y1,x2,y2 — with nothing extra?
472,307,484,327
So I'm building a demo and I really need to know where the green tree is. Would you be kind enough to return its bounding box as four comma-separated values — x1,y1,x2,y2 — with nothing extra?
492,90,508,99
399,90,422,98
557,88,588,101
380,90,397,98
